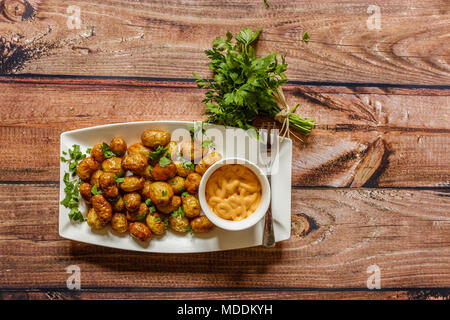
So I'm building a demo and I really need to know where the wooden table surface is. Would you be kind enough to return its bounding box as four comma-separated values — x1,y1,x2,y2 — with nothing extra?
0,0,449,300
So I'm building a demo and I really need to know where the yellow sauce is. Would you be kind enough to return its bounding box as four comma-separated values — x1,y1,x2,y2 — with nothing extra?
205,164,262,221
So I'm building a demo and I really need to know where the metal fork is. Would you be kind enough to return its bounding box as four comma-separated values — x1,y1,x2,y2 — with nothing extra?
261,122,275,248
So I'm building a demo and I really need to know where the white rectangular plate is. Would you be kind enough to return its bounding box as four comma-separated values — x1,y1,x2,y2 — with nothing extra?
59,121,292,253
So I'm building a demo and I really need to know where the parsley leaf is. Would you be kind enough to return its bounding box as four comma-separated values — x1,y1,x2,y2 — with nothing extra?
171,206,185,218
163,217,169,227
113,172,125,183
264,0,269,8
159,156,172,167
149,146,168,160
302,31,310,43
183,225,194,235
181,192,189,197
101,142,115,159
136,213,147,221
90,184,102,196
162,190,167,196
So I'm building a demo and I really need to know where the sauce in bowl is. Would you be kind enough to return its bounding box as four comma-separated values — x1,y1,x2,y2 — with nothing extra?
205,164,262,221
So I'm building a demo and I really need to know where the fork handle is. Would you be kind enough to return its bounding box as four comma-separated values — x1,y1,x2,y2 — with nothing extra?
263,176,275,248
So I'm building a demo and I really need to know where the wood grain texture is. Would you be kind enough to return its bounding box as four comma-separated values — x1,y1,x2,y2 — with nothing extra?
0,0,449,84
0,77,448,187
1,184,449,292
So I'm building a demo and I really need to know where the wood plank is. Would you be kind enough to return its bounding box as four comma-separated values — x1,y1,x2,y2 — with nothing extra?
0,0,449,84
2,289,448,300
1,184,449,289
0,78,448,186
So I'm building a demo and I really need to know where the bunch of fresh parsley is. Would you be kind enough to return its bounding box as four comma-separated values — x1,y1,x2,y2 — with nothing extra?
194,28,314,135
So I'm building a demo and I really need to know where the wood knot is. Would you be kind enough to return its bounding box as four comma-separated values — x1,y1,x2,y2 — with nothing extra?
1,0,34,22
291,214,312,237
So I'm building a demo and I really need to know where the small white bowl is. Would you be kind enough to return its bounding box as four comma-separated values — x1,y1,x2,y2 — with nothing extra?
198,158,270,231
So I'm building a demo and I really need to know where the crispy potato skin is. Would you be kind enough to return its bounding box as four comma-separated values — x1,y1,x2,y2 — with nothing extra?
90,169,103,188
101,157,124,175
123,192,141,212
151,162,177,181
180,140,206,161
77,157,100,181
111,196,125,212
190,216,214,233
122,153,148,175
195,152,222,175
141,130,171,148
111,213,128,233
149,182,174,206
127,142,151,159
129,222,151,241
79,182,92,202
156,195,181,214
110,138,127,156
91,194,113,222
182,194,201,218
146,212,166,235
168,176,185,194
87,208,106,230
185,172,202,194
127,203,148,221
91,144,105,163
169,215,190,233
141,180,152,200
99,172,119,199
174,160,194,178
120,176,145,192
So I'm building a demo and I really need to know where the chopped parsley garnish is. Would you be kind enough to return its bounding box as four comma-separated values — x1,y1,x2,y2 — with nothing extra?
60,144,87,177
90,184,102,196
136,213,147,221
113,172,125,183
154,217,161,222
144,198,156,213
163,217,169,227
178,186,185,193
183,225,194,235
171,206,185,218
159,156,172,167
302,31,310,43
162,190,168,196
264,0,269,8
145,199,152,206
101,142,115,159
149,146,168,160
181,192,189,197
176,153,194,171
60,145,89,222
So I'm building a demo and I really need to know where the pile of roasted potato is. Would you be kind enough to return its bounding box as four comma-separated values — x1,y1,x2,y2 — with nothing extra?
76,129,222,242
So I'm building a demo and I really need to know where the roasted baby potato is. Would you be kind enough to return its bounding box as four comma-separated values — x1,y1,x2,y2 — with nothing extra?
79,182,92,202
165,141,178,160
180,140,206,161
91,194,113,222
156,195,181,214
146,212,167,235
87,208,106,230
168,176,185,194
185,172,202,194
190,216,214,233
91,143,105,163
126,203,148,222
141,129,171,148
149,181,174,206
119,175,145,192
110,137,127,156
169,215,190,233
174,160,195,177
141,180,152,200
111,212,128,233
127,142,151,158
195,152,222,175
90,169,103,188
77,157,100,181
182,194,200,218
123,192,141,212
151,162,177,181
99,172,119,199
122,153,148,175
101,157,124,175
129,222,151,241
111,196,125,212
